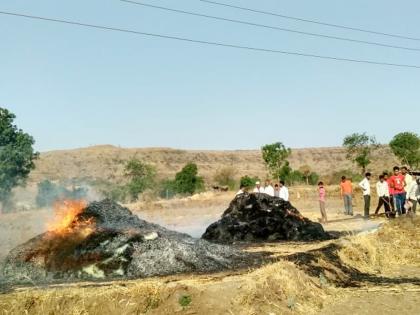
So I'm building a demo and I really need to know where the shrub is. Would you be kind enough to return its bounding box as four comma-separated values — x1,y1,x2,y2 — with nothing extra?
124,159,156,201
308,172,320,185
240,175,260,188
171,163,204,195
284,170,304,186
178,295,192,307
326,169,363,185
277,161,293,182
159,179,177,199
298,165,312,185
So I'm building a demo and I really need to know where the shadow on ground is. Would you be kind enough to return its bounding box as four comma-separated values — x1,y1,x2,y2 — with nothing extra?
282,243,420,287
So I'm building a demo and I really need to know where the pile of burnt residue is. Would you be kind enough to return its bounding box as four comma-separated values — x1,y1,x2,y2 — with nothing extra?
2,200,255,285
202,193,329,243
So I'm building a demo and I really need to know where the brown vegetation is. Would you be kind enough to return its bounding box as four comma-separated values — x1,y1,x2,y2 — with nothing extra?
28,145,399,185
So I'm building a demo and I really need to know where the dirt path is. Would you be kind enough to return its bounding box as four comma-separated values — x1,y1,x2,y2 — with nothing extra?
322,286,420,315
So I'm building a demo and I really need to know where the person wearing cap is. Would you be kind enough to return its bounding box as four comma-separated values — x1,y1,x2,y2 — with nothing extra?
263,180,275,197
253,181,264,193
359,172,372,219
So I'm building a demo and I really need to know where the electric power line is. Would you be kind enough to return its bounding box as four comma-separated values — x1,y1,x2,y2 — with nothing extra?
0,10,419,69
199,0,420,42
120,0,420,52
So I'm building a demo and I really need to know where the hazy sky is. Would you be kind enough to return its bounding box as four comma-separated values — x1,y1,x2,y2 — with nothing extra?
1,0,419,152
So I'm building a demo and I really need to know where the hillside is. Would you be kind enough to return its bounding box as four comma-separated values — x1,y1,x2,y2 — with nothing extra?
28,145,399,185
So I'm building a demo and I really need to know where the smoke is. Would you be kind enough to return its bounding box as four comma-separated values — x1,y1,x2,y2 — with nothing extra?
356,220,382,236
135,204,224,238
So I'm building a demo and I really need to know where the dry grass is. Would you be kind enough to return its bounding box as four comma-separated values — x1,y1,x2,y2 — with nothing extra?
28,145,399,185
338,216,420,273
237,260,332,315
1,212,418,315
0,281,166,315
0,261,331,315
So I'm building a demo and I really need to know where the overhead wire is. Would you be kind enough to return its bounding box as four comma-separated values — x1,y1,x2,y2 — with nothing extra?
0,10,419,69
199,0,420,42
120,0,420,52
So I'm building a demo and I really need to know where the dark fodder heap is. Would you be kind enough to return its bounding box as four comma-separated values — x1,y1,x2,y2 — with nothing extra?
202,193,329,243
2,200,249,284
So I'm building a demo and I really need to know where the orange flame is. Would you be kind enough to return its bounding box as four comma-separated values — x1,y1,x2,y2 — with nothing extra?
47,200,94,237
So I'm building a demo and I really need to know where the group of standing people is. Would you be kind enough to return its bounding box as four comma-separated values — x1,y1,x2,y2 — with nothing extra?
252,180,289,201
236,166,419,224
236,180,289,201
340,166,419,219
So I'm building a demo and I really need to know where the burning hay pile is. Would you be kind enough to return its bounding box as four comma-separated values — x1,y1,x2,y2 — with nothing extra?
202,193,329,243
2,200,250,284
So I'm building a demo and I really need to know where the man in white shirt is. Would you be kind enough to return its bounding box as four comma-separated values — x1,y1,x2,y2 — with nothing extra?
263,180,275,197
279,181,289,201
402,166,413,188
405,175,418,213
253,181,264,194
374,175,391,217
359,172,372,219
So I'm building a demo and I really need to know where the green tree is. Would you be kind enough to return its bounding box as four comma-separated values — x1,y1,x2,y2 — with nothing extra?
389,132,420,168
343,133,378,174
239,175,260,189
285,170,305,186
299,165,312,185
124,158,156,201
278,161,292,182
261,142,291,180
0,108,38,212
308,172,320,185
213,167,236,190
172,163,204,195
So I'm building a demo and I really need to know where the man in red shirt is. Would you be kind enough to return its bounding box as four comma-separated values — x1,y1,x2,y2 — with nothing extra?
389,166,406,216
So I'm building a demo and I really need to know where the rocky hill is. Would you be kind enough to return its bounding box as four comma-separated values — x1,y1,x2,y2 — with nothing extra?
27,145,399,185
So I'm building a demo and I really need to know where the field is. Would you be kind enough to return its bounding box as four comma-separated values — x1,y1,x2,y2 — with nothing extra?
1,190,419,315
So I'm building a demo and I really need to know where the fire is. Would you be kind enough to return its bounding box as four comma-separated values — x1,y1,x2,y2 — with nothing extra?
47,200,94,236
